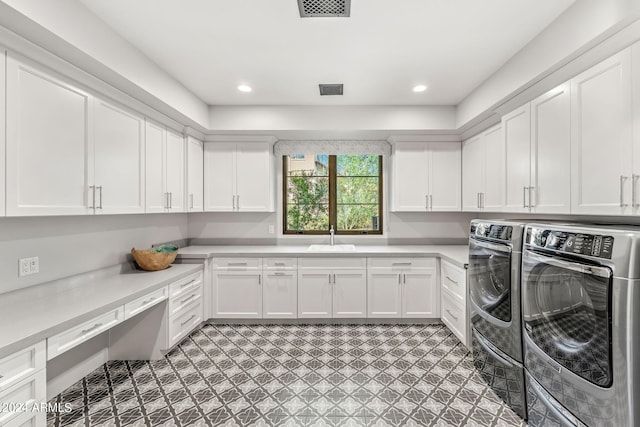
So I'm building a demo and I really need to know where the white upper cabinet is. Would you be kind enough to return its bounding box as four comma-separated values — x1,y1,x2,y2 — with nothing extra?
0,49,5,217
6,54,93,216
530,83,571,213
186,137,204,212
571,50,633,215
204,141,274,212
503,104,531,212
165,130,185,212
145,123,186,213
462,125,504,212
93,99,145,214
631,42,640,214
391,141,461,212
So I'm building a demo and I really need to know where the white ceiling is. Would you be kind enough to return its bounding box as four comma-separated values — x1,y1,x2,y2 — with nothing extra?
80,0,575,106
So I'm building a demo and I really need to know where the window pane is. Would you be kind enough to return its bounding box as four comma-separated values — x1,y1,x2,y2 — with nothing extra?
336,177,379,204
286,154,329,176
287,176,329,204
337,204,380,231
286,203,329,231
336,154,379,176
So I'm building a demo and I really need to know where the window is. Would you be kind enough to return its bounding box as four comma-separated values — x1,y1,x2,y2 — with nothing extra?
283,154,383,234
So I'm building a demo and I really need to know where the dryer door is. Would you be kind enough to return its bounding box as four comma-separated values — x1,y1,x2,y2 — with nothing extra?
522,249,613,387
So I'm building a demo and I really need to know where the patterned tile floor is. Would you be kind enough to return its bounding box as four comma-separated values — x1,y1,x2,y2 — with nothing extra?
48,323,526,426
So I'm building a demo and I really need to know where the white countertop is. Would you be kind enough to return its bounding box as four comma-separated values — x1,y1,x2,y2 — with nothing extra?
0,263,203,358
177,245,469,268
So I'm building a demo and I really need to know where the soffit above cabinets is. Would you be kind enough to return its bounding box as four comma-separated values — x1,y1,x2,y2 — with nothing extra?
79,0,574,106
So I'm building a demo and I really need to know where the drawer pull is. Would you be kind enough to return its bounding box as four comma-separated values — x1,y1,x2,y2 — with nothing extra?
445,276,459,285
180,279,196,288
81,323,103,335
445,309,458,321
142,297,157,305
228,262,248,266
181,315,196,327
392,262,412,266
274,262,286,266
180,294,198,305
274,272,285,276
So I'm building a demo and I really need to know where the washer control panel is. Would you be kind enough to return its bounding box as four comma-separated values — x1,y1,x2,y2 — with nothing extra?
526,227,614,259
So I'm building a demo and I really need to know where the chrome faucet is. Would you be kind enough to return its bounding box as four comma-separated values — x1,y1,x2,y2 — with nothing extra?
329,225,335,246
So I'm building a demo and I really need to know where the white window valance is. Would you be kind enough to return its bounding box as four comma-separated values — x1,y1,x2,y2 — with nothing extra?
273,140,391,156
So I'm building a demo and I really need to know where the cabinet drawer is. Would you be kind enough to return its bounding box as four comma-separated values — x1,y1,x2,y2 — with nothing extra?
169,271,202,299
212,258,262,270
367,257,436,269
169,282,203,317
124,287,167,319
11,411,45,427
47,307,124,360
441,260,466,301
299,257,365,270
0,341,45,393
441,290,466,344
168,301,202,347
0,369,46,426
264,258,297,270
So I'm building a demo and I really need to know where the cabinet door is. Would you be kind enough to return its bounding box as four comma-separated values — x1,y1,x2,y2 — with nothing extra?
166,130,185,212
235,143,273,211
429,143,461,211
571,51,633,215
298,270,332,318
402,268,438,318
391,142,429,211
531,83,571,214
94,99,145,214
503,105,531,212
6,55,92,216
461,135,483,211
187,137,204,212
145,121,167,213
204,143,235,211
213,271,262,318
263,271,297,319
0,50,5,216
367,270,402,318
482,125,505,211
333,270,367,318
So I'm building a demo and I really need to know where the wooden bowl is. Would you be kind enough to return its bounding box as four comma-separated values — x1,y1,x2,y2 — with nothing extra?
131,246,178,271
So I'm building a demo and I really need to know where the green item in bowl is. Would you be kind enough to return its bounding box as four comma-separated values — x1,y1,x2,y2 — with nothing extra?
154,245,179,253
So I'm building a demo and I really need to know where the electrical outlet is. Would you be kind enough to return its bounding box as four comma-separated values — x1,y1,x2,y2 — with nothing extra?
268,224,275,234
18,257,39,276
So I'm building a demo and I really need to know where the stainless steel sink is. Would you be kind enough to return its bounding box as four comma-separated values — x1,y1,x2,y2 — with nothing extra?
307,244,357,252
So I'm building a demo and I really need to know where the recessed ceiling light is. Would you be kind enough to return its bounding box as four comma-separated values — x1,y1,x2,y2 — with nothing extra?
413,85,427,93
237,84,252,93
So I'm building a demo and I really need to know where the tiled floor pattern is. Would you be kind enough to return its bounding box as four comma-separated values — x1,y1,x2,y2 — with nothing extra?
48,323,526,426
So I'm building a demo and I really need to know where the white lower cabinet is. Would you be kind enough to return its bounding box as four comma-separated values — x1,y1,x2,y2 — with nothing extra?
440,259,469,347
298,258,367,319
212,259,263,318
0,341,46,426
367,258,438,318
263,258,297,319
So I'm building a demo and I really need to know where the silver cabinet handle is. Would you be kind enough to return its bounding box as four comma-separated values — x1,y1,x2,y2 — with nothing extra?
169,192,173,209
391,262,412,266
429,195,433,210
523,186,528,208
403,274,406,284
274,272,285,276
165,193,169,209
445,309,458,321
236,195,240,210
398,274,401,285
232,195,235,210
529,186,535,208
189,194,194,209
481,192,485,209
81,323,103,335
96,186,103,209
258,274,261,285
620,175,629,207
89,185,96,210
181,314,196,327
328,274,332,284
633,175,639,208
425,195,428,210
445,276,459,286
332,273,336,284
142,297,157,305
180,294,197,305
228,262,248,266
180,279,196,288
477,192,481,209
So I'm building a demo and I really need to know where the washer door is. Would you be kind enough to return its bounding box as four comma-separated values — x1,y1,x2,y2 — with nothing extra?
522,249,613,387
468,238,512,322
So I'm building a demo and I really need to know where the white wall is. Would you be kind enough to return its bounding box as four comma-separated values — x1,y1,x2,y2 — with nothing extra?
0,214,188,294
0,0,210,129
209,105,457,139
457,0,640,129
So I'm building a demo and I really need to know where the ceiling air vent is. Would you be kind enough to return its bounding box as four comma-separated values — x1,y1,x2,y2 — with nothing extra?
319,84,344,96
297,0,351,18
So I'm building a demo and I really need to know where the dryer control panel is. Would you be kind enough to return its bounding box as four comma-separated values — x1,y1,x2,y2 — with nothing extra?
526,228,614,259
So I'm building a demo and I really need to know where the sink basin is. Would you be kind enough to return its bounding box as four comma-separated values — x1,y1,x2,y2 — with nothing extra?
308,244,357,252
